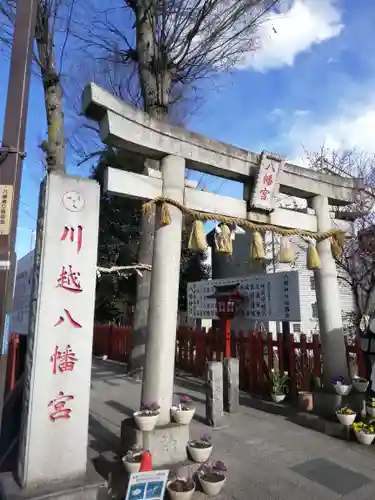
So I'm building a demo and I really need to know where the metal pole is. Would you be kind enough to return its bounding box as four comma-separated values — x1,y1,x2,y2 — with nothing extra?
0,0,38,430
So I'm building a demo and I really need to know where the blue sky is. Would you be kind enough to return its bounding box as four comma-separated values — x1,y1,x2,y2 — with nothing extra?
1,0,374,258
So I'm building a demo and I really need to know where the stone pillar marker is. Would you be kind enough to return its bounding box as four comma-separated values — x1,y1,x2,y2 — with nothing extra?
141,155,185,425
16,173,100,489
206,361,225,427
223,358,240,413
312,195,349,385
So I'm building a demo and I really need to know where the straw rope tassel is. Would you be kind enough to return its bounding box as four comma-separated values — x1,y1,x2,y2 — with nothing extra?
251,231,265,260
279,236,294,264
161,202,171,225
306,243,321,270
214,224,233,254
331,236,342,260
188,220,207,251
142,201,153,217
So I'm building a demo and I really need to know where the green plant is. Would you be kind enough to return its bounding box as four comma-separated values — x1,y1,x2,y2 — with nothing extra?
367,397,375,408
337,406,355,415
270,369,289,395
353,422,375,434
123,445,144,463
189,434,212,449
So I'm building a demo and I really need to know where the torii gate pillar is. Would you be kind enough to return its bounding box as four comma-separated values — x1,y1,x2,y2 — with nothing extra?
141,155,185,424
312,195,348,385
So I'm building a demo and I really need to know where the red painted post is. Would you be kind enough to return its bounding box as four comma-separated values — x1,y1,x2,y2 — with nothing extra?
257,332,264,393
189,329,195,372
277,333,284,374
240,332,245,387
267,333,273,371
224,317,231,358
289,334,297,397
300,334,308,391
312,334,321,379
248,332,254,393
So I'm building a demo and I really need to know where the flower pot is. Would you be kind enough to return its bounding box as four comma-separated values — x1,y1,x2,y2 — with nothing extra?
199,474,226,496
333,384,352,396
187,443,213,463
271,393,285,403
352,380,369,393
298,391,313,411
336,412,356,426
171,407,195,425
133,411,159,431
366,406,375,418
122,458,141,474
167,480,195,500
355,431,375,445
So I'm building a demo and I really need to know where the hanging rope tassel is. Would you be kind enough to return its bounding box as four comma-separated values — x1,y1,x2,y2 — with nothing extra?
214,224,233,254
188,220,207,251
160,202,171,225
306,243,321,270
142,201,153,217
250,230,265,260
331,236,342,260
278,236,294,264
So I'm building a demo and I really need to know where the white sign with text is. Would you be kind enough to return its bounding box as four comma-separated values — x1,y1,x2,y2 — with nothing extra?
187,271,301,322
11,250,34,335
250,151,284,212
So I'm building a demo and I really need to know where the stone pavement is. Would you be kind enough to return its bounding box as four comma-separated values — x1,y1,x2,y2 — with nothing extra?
89,357,375,499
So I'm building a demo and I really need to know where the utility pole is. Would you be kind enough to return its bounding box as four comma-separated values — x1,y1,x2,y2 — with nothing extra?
0,0,38,428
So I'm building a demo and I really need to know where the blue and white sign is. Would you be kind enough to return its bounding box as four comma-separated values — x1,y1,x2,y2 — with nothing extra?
10,250,34,335
125,470,169,500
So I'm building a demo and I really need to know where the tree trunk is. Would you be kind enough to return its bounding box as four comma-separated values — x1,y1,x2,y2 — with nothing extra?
42,70,65,173
35,5,65,174
130,0,172,371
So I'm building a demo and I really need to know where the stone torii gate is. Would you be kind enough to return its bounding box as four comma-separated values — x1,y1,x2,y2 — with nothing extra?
83,83,358,422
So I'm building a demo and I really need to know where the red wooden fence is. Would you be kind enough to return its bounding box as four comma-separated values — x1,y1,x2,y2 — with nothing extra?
92,325,367,397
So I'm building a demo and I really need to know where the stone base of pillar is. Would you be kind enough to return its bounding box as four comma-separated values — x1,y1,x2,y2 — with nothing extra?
313,391,366,420
120,418,189,467
0,462,106,500
223,358,240,413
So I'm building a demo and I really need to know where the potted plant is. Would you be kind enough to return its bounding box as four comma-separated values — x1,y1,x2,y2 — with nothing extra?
167,477,195,500
336,406,357,426
122,445,144,473
331,376,352,396
352,376,369,393
298,373,316,411
133,402,160,431
198,460,227,496
171,395,195,425
353,422,375,445
187,434,213,463
366,397,375,417
270,369,289,402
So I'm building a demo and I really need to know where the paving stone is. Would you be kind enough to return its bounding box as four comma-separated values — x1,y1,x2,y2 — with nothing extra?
291,458,372,496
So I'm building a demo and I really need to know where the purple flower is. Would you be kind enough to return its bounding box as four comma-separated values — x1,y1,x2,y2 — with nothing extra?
200,434,211,444
140,401,160,412
331,376,345,385
180,394,191,403
213,460,227,473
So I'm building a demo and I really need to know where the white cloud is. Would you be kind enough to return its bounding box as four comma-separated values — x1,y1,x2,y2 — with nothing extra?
241,0,343,71
285,93,375,162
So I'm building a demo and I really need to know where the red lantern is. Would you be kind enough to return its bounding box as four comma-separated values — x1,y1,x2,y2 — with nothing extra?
208,285,245,358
